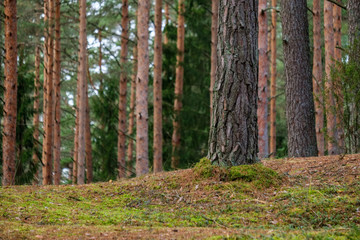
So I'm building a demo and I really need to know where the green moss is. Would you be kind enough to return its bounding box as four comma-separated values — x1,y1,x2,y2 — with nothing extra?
193,157,218,178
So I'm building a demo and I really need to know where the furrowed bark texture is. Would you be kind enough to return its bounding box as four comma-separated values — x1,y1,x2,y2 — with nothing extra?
53,0,61,185
42,0,54,185
153,0,163,173
118,0,129,179
257,0,269,159
348,0,360,45
269,0,277,158
2,0,18,186
77,0,87,184
208,0,259,166
136,0,150,176
312,0,324,156
126,45,137,177
32,44,41,185
171,0,185,169
324,1,338,155
281,0,318,157
333,1,344,153
210,0,219,124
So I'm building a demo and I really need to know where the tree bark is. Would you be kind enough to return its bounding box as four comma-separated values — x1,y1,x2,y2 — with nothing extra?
348,0,360,45
257,0,269,159
2,0,18,186
269,0,277,159
210,0,219,124
324,0,338,155
42,0,55,185
312,0,324,156
136,0,150,176
85,79,93,183
153,0,163,173
208,0,258,166
281,0,318,157
117,0,129,179
53,0,61,185
77,0,87,184
171,0,185,169
164,3,170,45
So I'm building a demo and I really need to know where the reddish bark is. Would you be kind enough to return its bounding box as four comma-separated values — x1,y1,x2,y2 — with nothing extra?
210,0,219,124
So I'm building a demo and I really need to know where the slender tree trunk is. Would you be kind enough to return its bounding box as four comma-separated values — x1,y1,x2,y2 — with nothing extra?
208,0,258,166
117,0,129,179
312,0,324,156
153,0,163,173
32,44,41,185
98,30,103,90
348,0,360,46
2,0,18,186
333,1,344,153
42,0,55,185
269,0,277,159
210,0,219,125
164,3,170,45
72,102,79,184
53,0,61,185
126,45,137,177
77,0,87,184
136,0,150,176
257,0,269,159
324,0,338,155
171,0,185,169
85,81,93,183
282,0,318,157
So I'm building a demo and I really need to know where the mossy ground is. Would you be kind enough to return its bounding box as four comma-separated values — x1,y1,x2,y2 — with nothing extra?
1,154,359,239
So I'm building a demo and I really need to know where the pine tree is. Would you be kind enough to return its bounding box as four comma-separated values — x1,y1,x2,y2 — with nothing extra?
208,0,258,166
257,0,269,159
2,0,18,186
282,0,318,157
210,0,218,123
153,0,163,173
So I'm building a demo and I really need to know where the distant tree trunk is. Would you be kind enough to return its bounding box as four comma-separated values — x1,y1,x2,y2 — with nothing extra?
269,0,277,159
98,30,103,90
324,1,338,155
348,0,360,45
72,102,79,184
171,0,185,169
127,45,137,177
2,0,18,186
257,0,269,159
42,0,55,185
77,0,87,184
136,0,150,176
210,0,219,124
53,0,61,185
117,0,129,179
312,0,324,156
85,81,93,183
208,0,258,166
164,3,170,45
282,0,318,157
32,44,41,185
333,1,344,153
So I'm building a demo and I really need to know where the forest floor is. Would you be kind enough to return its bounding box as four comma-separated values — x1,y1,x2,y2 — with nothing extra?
0,154,360,239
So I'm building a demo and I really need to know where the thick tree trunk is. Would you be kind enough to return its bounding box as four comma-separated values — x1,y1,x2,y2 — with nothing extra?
53,0,61,185
136,0,150,176
269,0,277,159
42,0,55,185
2,0,18,186
153,0,163,173
77,0,87,184
126,45,137,177
32,44,41,185
282,0,318,157
348,0,360,45
117,0,129,179
257,0,269,159
324,1,338,155
208,0,258,166
312,0,324,156
85,81,93,183
171,0,185,169
333,1,344,153
210,0,219,124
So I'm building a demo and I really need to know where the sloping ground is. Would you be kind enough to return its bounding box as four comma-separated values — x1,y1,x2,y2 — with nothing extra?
0,154,359,239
